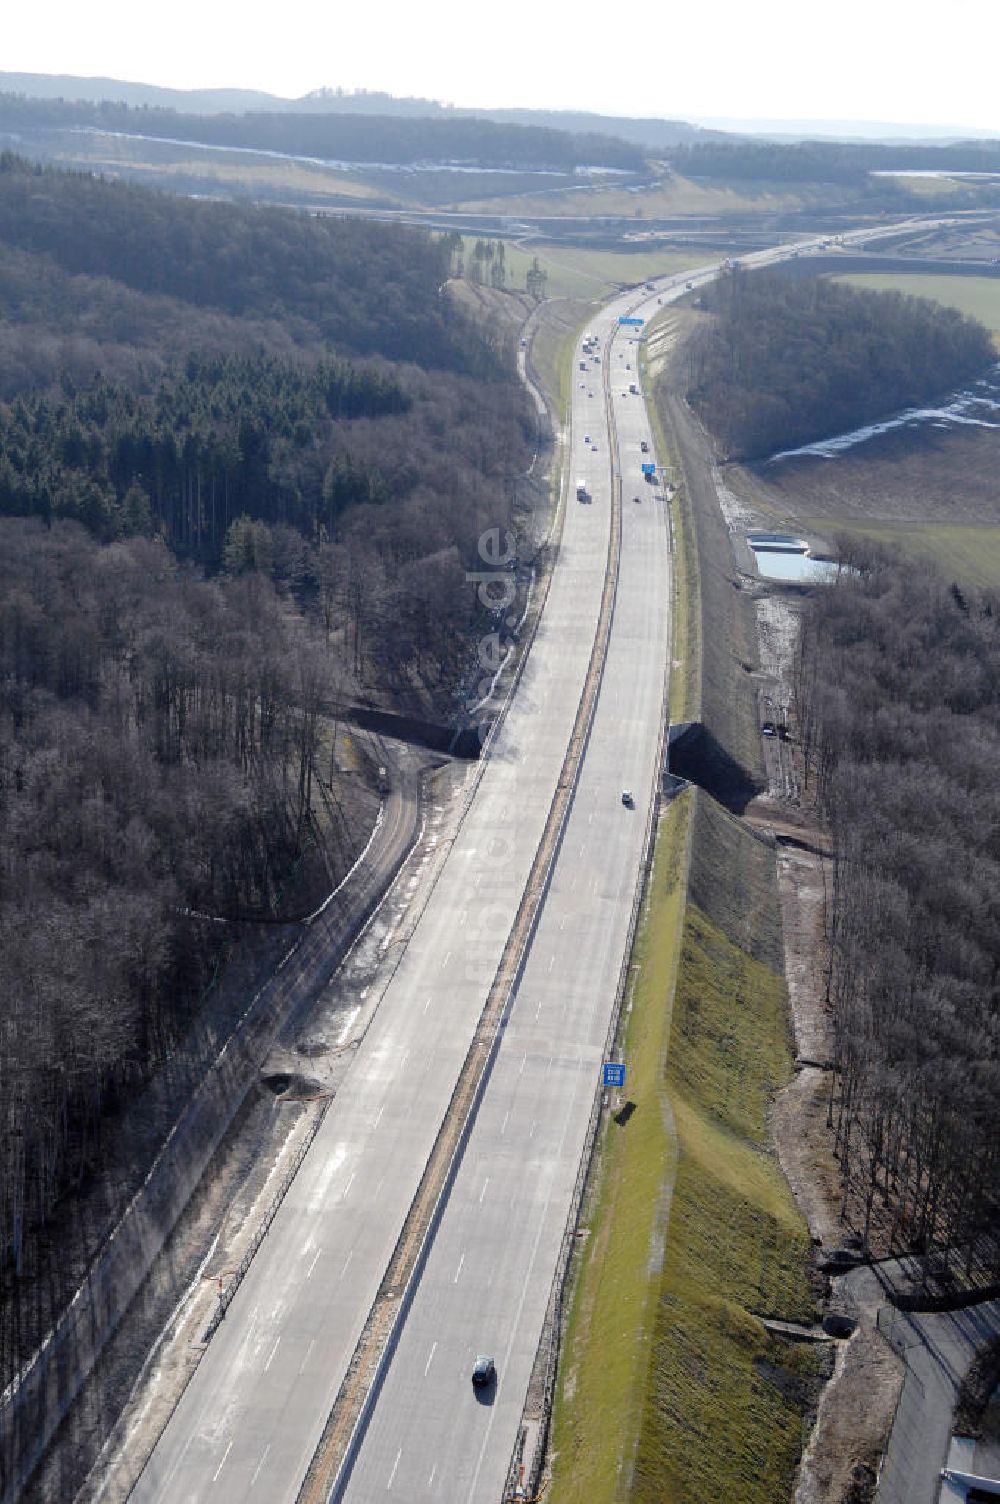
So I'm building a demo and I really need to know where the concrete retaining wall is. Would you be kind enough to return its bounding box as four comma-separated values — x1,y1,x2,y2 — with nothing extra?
334,702,487,759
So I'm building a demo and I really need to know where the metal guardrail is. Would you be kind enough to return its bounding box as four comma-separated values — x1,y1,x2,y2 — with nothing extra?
203,1096,333,1342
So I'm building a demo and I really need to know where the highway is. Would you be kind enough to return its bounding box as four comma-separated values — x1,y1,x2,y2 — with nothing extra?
131,271,633,1504
338,286,674,1502
330,222,956,1498
127,219,953,1503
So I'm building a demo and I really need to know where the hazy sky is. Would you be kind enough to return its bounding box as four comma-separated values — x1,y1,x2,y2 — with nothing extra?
6,0,1000,132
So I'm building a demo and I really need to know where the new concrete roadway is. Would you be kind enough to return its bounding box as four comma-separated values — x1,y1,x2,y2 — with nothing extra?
337,285,674,1503
332,222,959,1499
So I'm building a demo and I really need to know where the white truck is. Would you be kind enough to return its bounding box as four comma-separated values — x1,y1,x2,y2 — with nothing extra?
576,478,589,502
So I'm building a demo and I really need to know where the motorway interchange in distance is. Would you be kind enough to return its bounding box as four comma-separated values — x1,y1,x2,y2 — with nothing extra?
130,218,948,1503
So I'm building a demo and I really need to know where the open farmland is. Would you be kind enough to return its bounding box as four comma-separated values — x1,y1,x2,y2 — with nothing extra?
458,236,703,300
729,419,1000,588
706,270,1000,586
454,171,847,219
821,520,1000,589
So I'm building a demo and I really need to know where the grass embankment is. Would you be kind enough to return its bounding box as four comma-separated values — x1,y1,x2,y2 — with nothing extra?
550,330,814,1502
832,272,1000,346
456,172,836,220
665,472,699,725
549,796,690,1501
530,298,594,427
657,366,763,796
632,793,815,1504
642,310,698,725
456,239,703,302
550,788,816,1504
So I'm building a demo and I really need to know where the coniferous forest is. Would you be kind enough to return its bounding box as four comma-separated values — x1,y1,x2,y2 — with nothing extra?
0,152,533,1398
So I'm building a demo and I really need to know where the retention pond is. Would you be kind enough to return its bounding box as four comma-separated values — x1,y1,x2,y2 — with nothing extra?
747,534,839,583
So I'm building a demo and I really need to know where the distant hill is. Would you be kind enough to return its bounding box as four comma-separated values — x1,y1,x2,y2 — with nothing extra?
0,92,648,173
672,136,1000,183
14,74,994,152
0,71,717,150
0,149,494,369
692,115,1000,144
455,107,718,151
0,71,296,114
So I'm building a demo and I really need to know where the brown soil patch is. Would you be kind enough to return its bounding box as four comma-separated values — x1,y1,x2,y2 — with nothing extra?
762,825,841,1252
764,787,906,1504
796,1320,902,1504
448,279,534,342
732,421,1000,531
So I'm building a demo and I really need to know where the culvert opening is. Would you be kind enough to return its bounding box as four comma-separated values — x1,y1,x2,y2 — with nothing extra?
261,1072,292,1096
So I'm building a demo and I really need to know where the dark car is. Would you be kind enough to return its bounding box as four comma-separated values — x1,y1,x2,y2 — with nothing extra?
472,1354,496,1387
621,790,635,808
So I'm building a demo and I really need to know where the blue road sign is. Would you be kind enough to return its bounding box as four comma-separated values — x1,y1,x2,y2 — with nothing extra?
641,463,656,474
618,316,644,327
603,1062,626,1089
